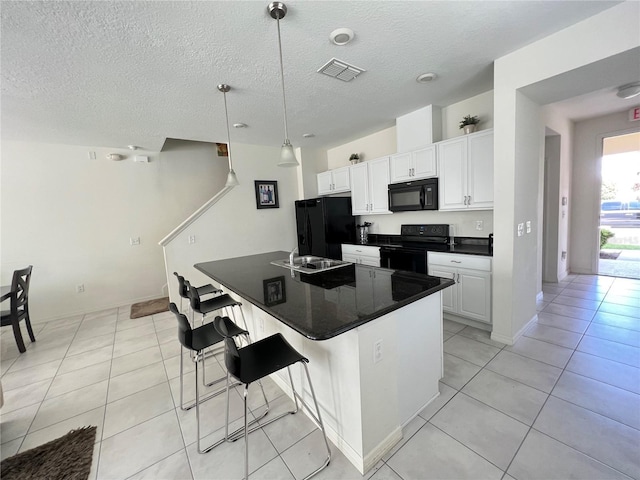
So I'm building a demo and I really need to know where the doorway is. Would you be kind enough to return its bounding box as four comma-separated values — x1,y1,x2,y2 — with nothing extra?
598,132,640,279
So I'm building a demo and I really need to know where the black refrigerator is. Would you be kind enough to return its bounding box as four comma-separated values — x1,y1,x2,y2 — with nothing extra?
295,197,356,260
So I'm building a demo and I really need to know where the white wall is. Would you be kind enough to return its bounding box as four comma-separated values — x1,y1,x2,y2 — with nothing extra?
327,127,396,170
492,0,640,344
441,91,494,140
542,133,562,283
571,110,640,274
0,139,228,321
541,104,575,283
162,142,298,306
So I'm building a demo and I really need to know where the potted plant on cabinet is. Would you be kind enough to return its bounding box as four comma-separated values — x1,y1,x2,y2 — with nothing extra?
459,115,480,134
349,153,360,165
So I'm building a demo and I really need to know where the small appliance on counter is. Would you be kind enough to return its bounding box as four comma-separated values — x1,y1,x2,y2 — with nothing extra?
356,222,372,244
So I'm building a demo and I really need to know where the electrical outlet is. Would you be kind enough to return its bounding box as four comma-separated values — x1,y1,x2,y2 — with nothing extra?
475,220,483,231
188,235,196,244
526,221,531,234
517,223,524,237
562,251,567,260
130,237,140,246
373,339,383,363
76,284,85,293
258,317,264,332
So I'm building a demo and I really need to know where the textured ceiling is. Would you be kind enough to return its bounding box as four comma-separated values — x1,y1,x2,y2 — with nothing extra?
0,1,630,152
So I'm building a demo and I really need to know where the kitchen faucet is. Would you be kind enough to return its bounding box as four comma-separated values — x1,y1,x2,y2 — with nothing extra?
289,247,298,265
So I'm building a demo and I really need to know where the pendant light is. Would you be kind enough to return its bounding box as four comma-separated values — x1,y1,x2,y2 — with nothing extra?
268,2,299,167
218,84,239,187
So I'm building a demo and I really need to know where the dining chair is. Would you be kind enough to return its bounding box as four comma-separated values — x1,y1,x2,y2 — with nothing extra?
1,266,35,353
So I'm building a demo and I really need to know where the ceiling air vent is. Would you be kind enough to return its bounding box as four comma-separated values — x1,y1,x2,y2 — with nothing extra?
317,58,365,82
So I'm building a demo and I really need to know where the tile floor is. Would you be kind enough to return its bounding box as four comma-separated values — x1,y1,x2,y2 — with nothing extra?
1,273,639,479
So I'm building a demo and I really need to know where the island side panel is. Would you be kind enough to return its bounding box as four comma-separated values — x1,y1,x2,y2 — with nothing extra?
248,303,368,470
355,313,403,471
395,292,443,425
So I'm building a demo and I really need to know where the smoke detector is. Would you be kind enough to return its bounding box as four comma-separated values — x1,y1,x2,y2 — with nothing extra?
330,28,355,46
617,82,640,99
416,73,437,83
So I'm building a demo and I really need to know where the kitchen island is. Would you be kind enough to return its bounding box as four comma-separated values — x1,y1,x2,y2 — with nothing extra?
195,251,453,474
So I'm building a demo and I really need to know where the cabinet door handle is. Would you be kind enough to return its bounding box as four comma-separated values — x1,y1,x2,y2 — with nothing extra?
451,260,462,264
468,195,471,205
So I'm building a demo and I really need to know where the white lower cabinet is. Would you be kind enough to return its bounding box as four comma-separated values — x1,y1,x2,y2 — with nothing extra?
341,244,380,266
428,252,492,324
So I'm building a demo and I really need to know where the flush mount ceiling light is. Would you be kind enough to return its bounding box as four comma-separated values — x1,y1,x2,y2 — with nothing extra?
616,82,640,99
330,28,354,46
233,123,247,128
317,58,365,82
268,1,299,167
218,84,239,187
416,72,437,83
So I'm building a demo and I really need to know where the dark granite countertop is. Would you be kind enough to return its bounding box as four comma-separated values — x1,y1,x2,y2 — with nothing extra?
195,251,454,341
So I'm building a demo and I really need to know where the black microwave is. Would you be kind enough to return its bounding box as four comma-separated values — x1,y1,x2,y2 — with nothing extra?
388,178,438,212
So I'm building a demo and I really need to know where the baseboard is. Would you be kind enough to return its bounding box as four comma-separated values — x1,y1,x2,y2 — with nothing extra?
443,313,491,332
362,426,403,474
31,294,164,324
491,313,538,345
268,371,401,476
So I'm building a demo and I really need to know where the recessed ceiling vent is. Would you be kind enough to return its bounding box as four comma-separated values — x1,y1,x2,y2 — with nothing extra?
317,58,365,82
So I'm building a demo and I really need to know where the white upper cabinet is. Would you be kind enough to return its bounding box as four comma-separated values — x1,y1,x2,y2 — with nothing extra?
317,166,351,195
350,157,391,215
389,145,437,184
437,129,493,210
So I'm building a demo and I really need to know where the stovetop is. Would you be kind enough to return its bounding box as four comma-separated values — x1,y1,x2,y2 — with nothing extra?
360,223,493,257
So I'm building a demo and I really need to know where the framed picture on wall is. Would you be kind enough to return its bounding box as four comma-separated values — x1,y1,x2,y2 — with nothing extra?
254,180,279,209
263,276,286,306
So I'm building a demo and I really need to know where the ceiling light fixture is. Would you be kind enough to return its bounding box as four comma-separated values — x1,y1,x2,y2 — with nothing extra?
268,1,299,167
330,28,354,46
616,82,640,99
218,84,239,187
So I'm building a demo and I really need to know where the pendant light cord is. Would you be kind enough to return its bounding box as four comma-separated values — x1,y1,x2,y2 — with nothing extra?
276,13,290,142
221,90,234,171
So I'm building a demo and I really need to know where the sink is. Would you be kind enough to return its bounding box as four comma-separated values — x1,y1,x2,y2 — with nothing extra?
271,256,353,274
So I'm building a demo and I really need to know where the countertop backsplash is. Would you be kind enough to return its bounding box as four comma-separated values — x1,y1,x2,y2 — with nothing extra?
357,210,494,238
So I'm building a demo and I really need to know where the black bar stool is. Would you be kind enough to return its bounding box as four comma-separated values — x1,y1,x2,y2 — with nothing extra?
173,271,222,320
185,279,247,328
169,303,268,454
213,315,331,480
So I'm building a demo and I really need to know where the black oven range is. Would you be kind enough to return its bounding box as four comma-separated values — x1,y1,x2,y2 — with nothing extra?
379,224,450,275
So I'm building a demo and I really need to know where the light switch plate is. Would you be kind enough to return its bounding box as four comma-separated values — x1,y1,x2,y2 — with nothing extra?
517,223,524,237
526,221,531,233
